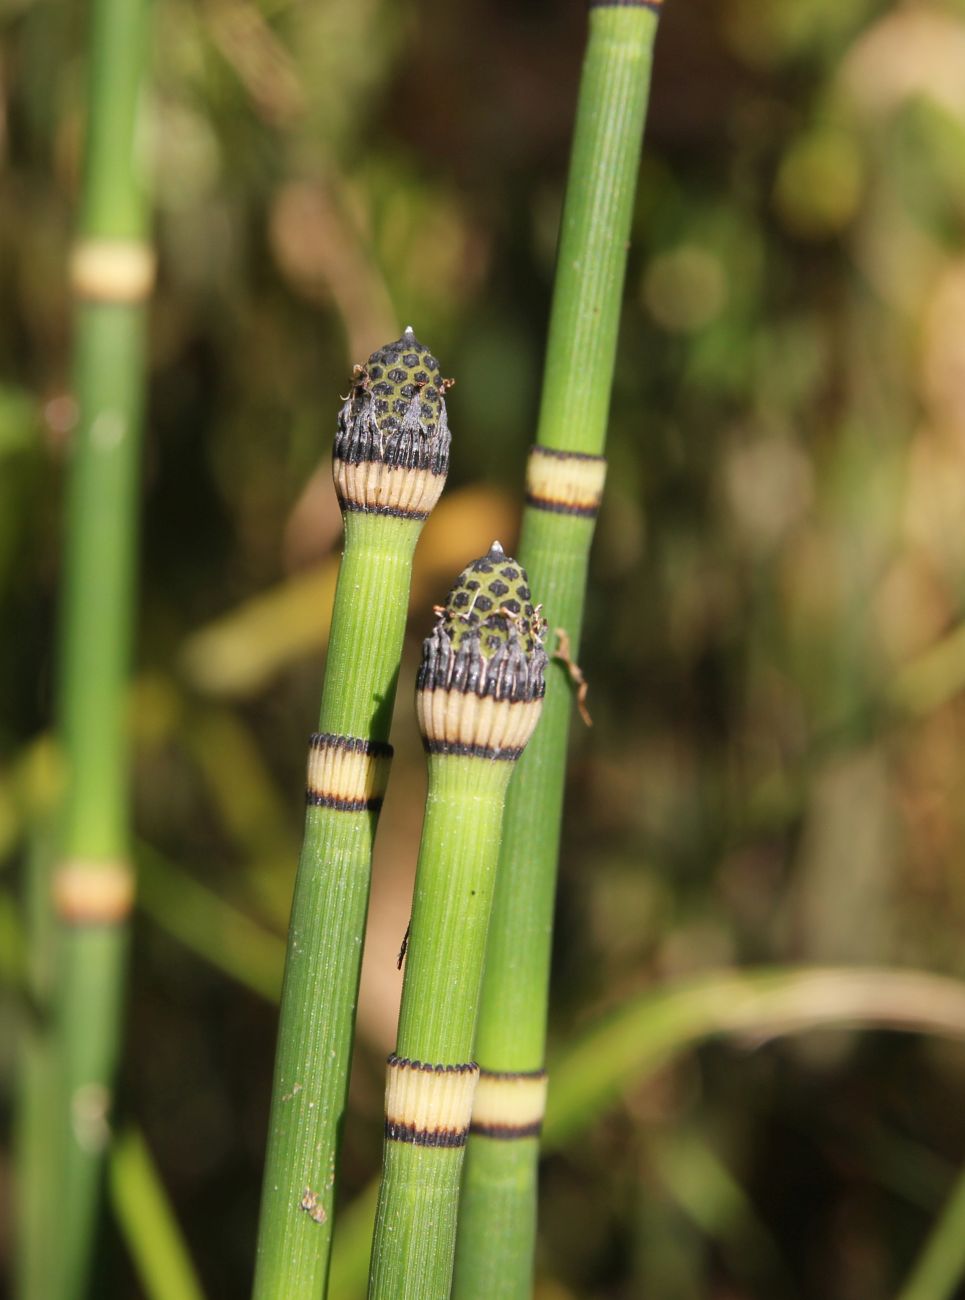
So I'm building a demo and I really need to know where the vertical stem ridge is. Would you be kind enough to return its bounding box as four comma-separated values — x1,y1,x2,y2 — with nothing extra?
255,329,452,1295
454,7,662,1297
368,548,547,1298
25,0,155,1293
254,515,423,1298
368,759,513,1300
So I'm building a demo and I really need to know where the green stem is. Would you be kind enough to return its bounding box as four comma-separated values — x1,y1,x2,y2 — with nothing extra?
367,758,513,1300
254,329,452,1298
52,295,150,1300
317,515,415,734
253,518,419,1297
454,5,661,1297
368,547,547,1300
60,306,147,852
397,757,512,1060
15,818,59,1300
333,964,965,1300
895,1167,965,1300
536,3,661,458
21,0,153,1292
109,1127,205,1300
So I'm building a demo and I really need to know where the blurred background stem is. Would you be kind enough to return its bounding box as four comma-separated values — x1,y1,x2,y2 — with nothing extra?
895,1164,965,1300
17,0,155,1294
108,1127,205,1300
454,5,661,1296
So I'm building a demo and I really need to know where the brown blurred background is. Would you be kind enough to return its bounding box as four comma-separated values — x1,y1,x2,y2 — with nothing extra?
5,0,965,1295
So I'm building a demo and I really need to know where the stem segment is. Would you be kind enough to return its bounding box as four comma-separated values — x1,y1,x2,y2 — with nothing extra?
254,333,451,1298
453,5,662,1296
22,0,154,1293
368,547,547,1300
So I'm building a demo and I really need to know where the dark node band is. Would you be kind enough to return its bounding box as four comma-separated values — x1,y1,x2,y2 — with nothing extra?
417,629,547,702
528,446,606,464
478,1068,548,1081
305,792,383,813
384,1120,469,1148
422,738,524,762
387,1053,478,1074
524,493,600,518
309,733,393,759
590,0,662,9
469,1120,543,1141
334,438,449,473
340,499,431,522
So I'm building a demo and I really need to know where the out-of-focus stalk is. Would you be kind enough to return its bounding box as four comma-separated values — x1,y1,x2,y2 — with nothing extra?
19,0,155,1296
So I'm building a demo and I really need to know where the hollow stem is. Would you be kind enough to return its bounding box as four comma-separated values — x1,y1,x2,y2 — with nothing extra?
453,5,663,1297
368,547,547,1300
368,757,513,1300
253,334,451,1299
21,0,154,1293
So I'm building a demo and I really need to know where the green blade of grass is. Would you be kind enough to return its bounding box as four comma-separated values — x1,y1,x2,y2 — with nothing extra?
109,1127,206,1300
895,1166,965,1300
332,964,965,1299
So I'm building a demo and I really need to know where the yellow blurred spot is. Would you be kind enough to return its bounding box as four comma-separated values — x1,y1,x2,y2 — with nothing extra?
903,428,965,582
130,673,184,744
180,563,338,697
773,130,863,239
724,434,814,549
179,486,518,697
873,553,951,670
842,7,965,122
20,734,65,816
642,244,727,333
534,1282,577,1300
919,261,965,431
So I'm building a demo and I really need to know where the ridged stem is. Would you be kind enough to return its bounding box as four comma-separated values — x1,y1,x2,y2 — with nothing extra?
454,5,662,1297
253,511,424,1299
22,0,154,1294
368,755,514,1300
397,756,514,1062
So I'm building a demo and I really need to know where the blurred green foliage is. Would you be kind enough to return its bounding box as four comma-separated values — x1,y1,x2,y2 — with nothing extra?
5,0,965,1295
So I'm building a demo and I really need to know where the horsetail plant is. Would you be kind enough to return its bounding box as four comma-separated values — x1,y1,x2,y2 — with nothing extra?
453,3,664,1296
367,545,547,1300
17,0,154,1294
253,330,452,1298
